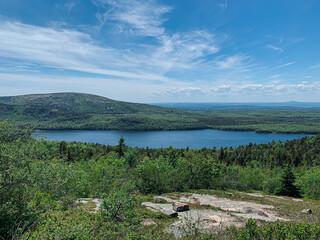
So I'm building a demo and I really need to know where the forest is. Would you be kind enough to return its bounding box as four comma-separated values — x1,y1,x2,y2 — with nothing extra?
1,121,320,239
1,93,320,134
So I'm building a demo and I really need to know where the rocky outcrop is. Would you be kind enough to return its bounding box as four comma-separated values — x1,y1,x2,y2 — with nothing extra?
154,196,175,203
141,202,178,217
172,201,190,212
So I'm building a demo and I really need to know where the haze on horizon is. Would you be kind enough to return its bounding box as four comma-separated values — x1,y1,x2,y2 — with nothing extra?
0,0,320,103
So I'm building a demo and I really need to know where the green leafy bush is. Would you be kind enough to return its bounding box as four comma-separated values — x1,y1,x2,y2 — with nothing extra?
298,167,320,200
101,183,137,222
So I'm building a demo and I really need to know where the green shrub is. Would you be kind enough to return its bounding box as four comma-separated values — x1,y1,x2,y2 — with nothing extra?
101,183,137,223
224,220,320,240
298,167,320,200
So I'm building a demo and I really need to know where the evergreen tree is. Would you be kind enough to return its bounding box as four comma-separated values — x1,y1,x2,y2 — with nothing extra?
275,165,301,197
116,136,126,158
67,148,73,162
59,141,67,155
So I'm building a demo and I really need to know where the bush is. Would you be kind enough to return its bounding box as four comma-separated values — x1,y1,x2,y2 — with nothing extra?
224,220,320,240
298,167,320,200
100,182,137,222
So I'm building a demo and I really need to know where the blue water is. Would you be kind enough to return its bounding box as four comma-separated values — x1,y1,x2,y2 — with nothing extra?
33,129,314,149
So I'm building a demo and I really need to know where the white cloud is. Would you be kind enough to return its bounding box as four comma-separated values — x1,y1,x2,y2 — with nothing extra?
211,85,232,93
0,2,221,82
273,62,294,69
155,82,320,97
267,44,283,53
238,83,320,95
150,31,219,71
0,20,217,82
267,35,284,43
0,21,150,78
218,0,228,12
64,1,76,11
311,64,320,69
268,74,282,79
93,0,220,72
95,0,171,37
158,87,204,96
213,55,250,70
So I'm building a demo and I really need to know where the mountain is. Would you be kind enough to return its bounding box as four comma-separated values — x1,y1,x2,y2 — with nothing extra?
0,93,202,130
0,92,182,115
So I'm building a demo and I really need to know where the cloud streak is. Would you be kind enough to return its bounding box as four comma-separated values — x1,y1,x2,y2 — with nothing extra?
267,44,283,53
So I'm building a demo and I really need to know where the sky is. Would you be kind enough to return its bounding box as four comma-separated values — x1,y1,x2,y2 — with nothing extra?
0,0,320,102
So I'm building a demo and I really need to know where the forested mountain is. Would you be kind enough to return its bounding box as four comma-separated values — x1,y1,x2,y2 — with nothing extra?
0,92,183,115
1,92,320,133
0,93,204,130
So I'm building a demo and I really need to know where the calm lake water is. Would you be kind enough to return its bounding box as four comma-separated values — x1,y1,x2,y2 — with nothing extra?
34,129,314,149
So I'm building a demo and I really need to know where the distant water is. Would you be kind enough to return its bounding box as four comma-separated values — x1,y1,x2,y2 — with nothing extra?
33,129,314,149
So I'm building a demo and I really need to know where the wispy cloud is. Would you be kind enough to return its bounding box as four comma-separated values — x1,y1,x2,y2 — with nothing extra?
94,0,171,37
64,1,76,11
94,0,220,72
266,44,283,53
157,87,204,96
211,85,232,93
0,19,220,82
0,0,224,85
55,1,76,11
273,62,294,69
310,63,320,69
213,55,251,70
268,74,283,79
218,0,228,12
0,21,173,81
154,82,320,98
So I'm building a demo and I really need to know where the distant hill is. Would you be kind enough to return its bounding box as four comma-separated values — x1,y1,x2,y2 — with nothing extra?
0,92,182,115
0,93,203,130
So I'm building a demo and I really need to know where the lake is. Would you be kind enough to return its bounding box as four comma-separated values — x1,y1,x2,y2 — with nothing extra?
34,129,314,149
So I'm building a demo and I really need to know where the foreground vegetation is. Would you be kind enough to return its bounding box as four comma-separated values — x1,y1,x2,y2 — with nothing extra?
1,92,320,133
1,121,320,239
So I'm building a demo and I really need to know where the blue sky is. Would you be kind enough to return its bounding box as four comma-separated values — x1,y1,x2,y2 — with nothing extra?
0,0,320,102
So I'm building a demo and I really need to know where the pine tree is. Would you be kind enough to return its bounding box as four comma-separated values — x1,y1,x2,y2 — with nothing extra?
275,165,301,197
116,136,126,158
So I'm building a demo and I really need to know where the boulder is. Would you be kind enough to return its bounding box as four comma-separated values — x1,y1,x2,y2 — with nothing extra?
301,209,312,214
173,201,190,212
154,196,174,203
142,202,178,217
141,219,158,226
